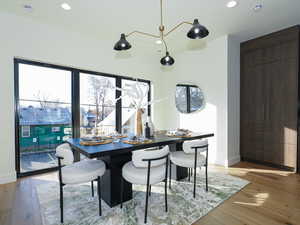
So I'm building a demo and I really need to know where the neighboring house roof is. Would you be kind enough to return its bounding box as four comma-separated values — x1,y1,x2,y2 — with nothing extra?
86,111,96,119
19,105,137,128
19,107,71,126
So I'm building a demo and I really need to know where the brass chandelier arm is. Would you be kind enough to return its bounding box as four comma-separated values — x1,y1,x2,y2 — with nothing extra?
160,0,163,26
125,30,160,39
164,21,193,37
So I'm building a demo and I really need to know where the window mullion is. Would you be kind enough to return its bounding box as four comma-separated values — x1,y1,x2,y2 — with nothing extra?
186,86,191,113
116,78,122,133
72,70,80,139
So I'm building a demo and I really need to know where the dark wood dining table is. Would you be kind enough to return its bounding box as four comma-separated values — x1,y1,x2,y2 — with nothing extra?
67,132,214,207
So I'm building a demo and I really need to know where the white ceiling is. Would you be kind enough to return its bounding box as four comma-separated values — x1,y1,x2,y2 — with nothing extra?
1,0,300,43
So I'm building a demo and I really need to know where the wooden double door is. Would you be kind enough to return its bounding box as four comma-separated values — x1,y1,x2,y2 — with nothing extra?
241,26,299,170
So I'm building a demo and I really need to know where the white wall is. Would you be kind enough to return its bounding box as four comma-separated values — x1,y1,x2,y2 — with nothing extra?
0,12,165,184
157,36,230,165
227,35,241,166
0,12,240,184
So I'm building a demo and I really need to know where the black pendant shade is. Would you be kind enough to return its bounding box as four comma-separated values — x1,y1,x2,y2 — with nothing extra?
114,33,132,51
112,1,210,65
187,19,209,39
160,52,175,66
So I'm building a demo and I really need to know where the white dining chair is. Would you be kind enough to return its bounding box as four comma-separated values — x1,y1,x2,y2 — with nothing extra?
169,139,208,198
120,146,169,224
55,143,106,223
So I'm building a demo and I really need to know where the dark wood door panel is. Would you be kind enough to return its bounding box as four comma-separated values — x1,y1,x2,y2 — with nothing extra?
242,141,264,161
281,39,299,60
240,26,299,170
262,44,281,64
241,122,264,161
242,49,263,68
241,63,265,122
281,59,298,125
263,142,282,164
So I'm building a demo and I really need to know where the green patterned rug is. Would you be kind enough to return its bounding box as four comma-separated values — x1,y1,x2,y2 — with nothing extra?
37,170,249,225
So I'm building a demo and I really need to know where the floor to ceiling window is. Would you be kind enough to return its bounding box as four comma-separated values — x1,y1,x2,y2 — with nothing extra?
121,79,150,135
80,73,116,137
16,63,72,174
15,59,151,177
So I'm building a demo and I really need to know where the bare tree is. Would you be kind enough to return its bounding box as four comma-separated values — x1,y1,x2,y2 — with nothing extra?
88,77,113,125
34,91,61,109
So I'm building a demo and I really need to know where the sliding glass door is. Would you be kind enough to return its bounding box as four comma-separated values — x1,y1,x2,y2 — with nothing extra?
16,63,72,175
121,79,150,135
80,73,116,136
15,59,151,177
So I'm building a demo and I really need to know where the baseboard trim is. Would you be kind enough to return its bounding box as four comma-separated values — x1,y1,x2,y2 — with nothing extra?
0,172,17,184
241,158,295,171
227,155,241,167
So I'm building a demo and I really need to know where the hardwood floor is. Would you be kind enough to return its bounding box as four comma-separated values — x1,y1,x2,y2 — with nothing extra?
197,162,300,225
0,162,299,225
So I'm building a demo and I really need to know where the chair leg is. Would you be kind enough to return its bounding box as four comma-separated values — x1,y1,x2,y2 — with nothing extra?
149,185,151,196
193,148,198,198
91,180,94,197
188,168,191,182
59,183,64,223
144,184,150,224
205,164,208,192
169,161,172,189
120,176,124,209
193,167,197,198
164,178,168,212
97,177,102,216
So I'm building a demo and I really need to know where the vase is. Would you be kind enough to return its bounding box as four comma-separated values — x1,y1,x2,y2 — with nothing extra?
135,108,143,137
147,116,155,137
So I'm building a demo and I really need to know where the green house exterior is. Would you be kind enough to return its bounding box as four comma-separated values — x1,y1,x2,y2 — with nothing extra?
20,124,72,152
19,106,72,153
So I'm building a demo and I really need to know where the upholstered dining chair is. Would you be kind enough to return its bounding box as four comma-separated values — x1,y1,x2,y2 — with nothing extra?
55,143,106,223
79,153,97,198
120,146,169,224
169,139,208,198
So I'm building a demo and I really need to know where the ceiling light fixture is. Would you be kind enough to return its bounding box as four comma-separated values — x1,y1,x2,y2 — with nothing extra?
160,51,175,66
113,0,209,66
61,3,71,11
226,1,238,8
23,4,33,12
253,4,263,11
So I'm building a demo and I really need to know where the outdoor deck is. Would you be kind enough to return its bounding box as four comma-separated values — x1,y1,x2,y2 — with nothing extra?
20,151,57,172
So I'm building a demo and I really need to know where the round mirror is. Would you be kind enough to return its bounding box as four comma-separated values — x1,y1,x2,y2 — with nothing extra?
175,84,205,113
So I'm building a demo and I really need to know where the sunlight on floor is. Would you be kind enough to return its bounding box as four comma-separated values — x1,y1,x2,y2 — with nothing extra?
234,192,270,207
228,166,294,177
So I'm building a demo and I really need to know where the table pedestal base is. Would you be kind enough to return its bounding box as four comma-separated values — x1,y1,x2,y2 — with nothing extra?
98,143,188,207
100,153,132,207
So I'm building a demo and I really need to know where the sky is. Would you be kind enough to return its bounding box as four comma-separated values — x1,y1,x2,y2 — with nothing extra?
19,64,72,104
18,64,148,108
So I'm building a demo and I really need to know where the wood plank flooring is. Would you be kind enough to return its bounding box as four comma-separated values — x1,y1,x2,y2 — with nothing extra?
0,162,299,225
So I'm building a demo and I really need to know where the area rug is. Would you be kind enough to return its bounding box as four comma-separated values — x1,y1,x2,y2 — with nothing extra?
36,170,249,225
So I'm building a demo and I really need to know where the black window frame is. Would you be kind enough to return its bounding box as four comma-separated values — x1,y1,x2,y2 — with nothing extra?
14,58,151,177
176,84,198,113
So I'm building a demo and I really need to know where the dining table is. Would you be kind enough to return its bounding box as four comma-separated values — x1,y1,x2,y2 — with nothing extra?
67,132,214,207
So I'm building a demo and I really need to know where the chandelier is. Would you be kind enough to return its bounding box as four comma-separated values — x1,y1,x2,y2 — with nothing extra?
113,0,209,66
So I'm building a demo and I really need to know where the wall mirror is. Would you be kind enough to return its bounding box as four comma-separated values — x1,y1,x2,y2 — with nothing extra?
175,84,205,113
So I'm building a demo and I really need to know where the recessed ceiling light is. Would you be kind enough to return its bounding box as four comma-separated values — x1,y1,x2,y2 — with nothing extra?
226,1,238,8
23,4,33,12
156,40,162,45
253,4,263,12
61,3,71,11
